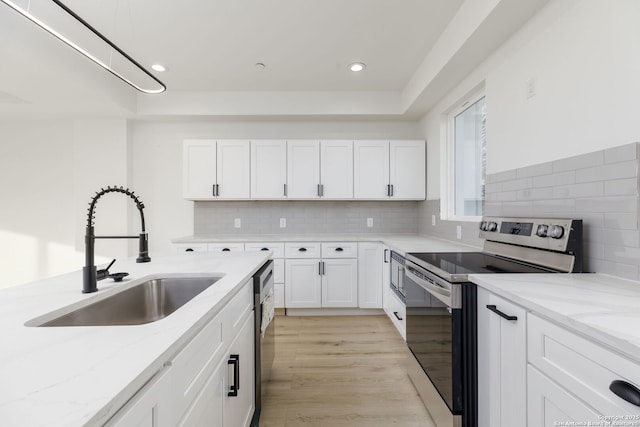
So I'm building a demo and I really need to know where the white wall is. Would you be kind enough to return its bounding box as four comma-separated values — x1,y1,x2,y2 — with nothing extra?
0,119,130,288
128,119,422,255
422,0,640,198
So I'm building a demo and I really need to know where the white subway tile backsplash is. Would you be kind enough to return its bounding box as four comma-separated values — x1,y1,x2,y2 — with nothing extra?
605,143,639,164
604,178,638,196
604,212,638,230
552,181,604,199
575,196,637,213
532,171,575,188
516,162,553,178
552,150,604,172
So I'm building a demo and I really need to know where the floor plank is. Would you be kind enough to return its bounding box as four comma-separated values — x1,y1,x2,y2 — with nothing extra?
260,315,436,427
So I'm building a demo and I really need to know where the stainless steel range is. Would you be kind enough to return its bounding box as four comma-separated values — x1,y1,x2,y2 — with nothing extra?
404,217,583,427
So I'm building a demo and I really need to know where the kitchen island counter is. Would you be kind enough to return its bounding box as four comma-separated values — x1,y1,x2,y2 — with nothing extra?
0,252,270,426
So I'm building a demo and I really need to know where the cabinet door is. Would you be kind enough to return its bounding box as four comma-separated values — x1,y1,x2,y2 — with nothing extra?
357,243,383,308
177,360,225,427
528,365,601,427
105,367,172,427
477,288,527,427
321,140,353,199
322,259,358,308
216,140,250,199
183,139,217,200
251,140,287,199
285,259,322,308
224,313,255,427
287,140,320,199
353,140,390,199
389,140,425,199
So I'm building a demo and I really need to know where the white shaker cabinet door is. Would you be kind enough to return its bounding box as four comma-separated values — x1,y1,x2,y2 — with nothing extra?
357,242,383,308
251,140,287,199
285,259,322,308
353,140,389,199
322,258,358,308
320,140,353,199
287,140,320,199
183,139,217,200
216,140,250,199
389,140,425,200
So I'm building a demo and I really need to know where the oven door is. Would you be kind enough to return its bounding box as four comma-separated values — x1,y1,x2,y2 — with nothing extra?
405,273,462,416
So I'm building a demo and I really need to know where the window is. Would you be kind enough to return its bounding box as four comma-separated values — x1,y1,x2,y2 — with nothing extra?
444,93,486,220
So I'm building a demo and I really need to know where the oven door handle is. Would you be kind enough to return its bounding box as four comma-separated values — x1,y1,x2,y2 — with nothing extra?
405,266,453,307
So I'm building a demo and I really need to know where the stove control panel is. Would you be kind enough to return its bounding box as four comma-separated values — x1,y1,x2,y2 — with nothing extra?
478,217,582,252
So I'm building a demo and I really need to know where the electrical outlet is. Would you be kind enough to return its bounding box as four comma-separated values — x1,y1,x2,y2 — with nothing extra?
234,218,241,228
280,218,286,228
367,218,374,228
456,225,462,239
431,215,436,226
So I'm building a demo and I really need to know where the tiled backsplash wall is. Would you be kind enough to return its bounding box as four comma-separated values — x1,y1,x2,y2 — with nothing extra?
421,142,640,280
194,201,419,235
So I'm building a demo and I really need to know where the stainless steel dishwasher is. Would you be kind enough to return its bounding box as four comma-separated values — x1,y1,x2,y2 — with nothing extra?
251,260,275,426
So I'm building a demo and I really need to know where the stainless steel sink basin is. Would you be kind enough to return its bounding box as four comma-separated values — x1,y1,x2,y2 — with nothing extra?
38,276,223,327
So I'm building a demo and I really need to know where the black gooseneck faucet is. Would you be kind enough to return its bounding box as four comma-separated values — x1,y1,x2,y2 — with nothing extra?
83,186,151,293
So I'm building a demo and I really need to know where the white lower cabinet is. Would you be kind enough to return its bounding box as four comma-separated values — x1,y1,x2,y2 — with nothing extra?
106,280,255,427
387,290,405,339
105,366,172,427
357,242,383,308
477,287,527,427
285,242,358,308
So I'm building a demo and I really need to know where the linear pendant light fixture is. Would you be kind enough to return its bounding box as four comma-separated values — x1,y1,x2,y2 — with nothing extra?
1,0,166,94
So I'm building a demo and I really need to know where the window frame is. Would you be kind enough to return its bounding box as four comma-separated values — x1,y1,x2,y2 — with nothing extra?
441,90,486,222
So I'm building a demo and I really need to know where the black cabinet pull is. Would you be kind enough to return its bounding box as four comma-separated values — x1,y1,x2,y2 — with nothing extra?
384,249,389,263
486,304,517,321
386,185,391,196
284,184,287,197
212,184,216,196
298,247,307,252
393,311,403,321
335,247,344,252
610,380,640,406
390,184,394,197
216,184,220,196
222,248,231,252
185,248,194,252
228,354,240,397
261,247,269,251
319,261,322,275
317,184,322,197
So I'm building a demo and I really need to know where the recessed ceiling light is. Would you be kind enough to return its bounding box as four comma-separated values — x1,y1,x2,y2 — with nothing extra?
151,64,166,72
349,62,366,72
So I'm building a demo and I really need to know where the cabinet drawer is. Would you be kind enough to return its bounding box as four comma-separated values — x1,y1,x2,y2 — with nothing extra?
321,242,358,258
208,243,245,252
387,291,406,339
273,258,284,283
245,242,285,258
173,243,208,253
528,314,640,415
285,242,321,258
222,280,254,343
171,311,224,418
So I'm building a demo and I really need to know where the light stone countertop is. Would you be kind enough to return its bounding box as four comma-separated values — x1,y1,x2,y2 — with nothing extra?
172,233,482,255
0,251,270,427
469,273,640,364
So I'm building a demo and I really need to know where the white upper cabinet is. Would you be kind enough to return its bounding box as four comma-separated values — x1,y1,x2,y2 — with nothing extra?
251,140,287,199
320,140,353,199
286,140,320,199
183,139,250,200
389,140,425,199
354,140,390,199
354,140,425,200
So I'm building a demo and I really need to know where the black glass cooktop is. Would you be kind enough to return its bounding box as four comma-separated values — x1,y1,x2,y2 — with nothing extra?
407,252,556,280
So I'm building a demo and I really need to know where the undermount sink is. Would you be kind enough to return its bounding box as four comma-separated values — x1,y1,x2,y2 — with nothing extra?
36,275,223,327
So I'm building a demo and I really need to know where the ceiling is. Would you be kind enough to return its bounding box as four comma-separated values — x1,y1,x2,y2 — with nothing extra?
0,0,548,119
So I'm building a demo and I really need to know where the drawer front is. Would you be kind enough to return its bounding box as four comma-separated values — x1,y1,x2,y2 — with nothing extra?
171,311,225,418
207,243,245,252
273,258,285,283
245,242,285,258
285,242,321,258
222,280,254,343
321,242,358,258
173,243,208,253
388,292,406,339
528,314,640,415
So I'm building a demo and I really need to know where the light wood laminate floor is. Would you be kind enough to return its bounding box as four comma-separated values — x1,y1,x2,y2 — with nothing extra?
260,315,435,427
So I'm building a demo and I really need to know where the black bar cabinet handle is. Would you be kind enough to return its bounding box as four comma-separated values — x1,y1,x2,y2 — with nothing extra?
284,184,287,197
261,247,269,251
185,248,194,252
319,261,322,275
228,354,240,397
390,184,394,197
393,311,403,321
298,247,307,252
386,184,390,196
486,304,518,321
222,248,231,252
216,184,220,196
610,380,640,406
335,247,344,252
317,184,322,197
212,184,216,196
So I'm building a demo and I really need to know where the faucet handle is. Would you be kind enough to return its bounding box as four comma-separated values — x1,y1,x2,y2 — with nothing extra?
96,259,116,281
